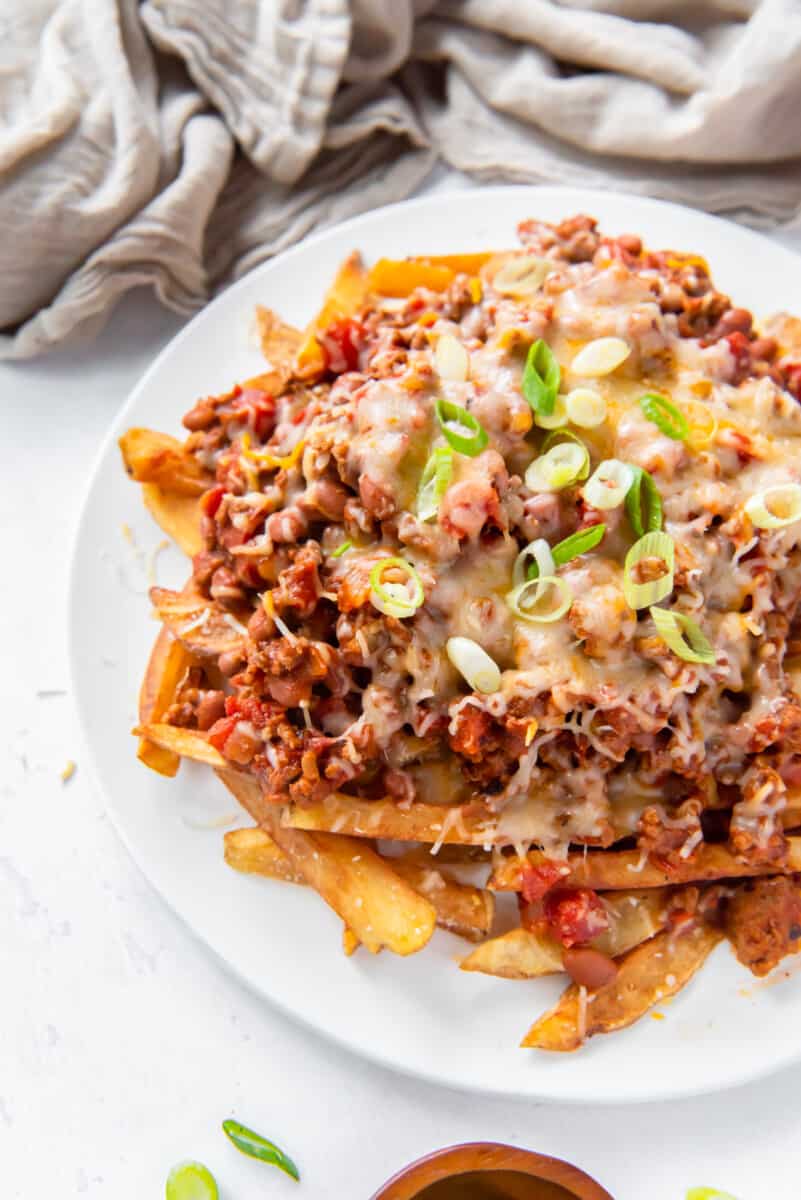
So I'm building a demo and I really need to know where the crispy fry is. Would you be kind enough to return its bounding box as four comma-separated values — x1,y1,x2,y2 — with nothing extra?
342,926,360,957
284,795,498,844
522,923,723,1051
296,251,369,378
490,839,801,892
119,428,210,496
141,485,203,557
149,587,247,659
461,890,669,980
368,259,455,297
216,769,436,956
133,722,226,767
410,252,496,274
223,827,305,884
137,627,196,776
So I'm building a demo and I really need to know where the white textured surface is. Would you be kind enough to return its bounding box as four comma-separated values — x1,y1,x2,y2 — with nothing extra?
4,176,801,1198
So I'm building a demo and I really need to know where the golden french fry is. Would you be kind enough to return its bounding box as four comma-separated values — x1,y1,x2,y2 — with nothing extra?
461,890,669,980
410,252,496,274
522,923,723,1051
490,839,801,892
142,484,203,557
390,858,494,944
296,251,369,377
342,926,360,957
149,587,247,659
284,796,498,845
133,722,226,768
216,769,436,956
367,258,455,298
119,428,210,496
136,627,196,777
223,827,306,885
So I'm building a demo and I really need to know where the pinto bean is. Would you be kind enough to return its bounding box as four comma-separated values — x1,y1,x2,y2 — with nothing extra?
218,647,245,677
440,479,499,540
248,605,275,642
265,507,308,544
196,691,226,731
562,947,619,989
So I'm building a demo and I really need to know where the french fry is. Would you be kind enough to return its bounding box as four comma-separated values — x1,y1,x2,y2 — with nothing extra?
142,484,203,557
149,587,248,659
489,839,801,892
119,428,210,496
410,253,496,274
521,923,723,1051
295,252,369,378
284,795,498,844
223,828,494,943
136,627,196,776
133,722,227,768
216,769,436,956
342,926,360,957
367,259,457,297
461,890,669,980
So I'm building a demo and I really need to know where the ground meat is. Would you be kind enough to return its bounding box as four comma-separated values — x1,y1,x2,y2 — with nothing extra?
272,543,322,618
725,877,801,977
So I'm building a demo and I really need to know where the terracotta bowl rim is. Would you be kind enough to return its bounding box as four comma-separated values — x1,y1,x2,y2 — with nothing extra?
370,1141,615,1200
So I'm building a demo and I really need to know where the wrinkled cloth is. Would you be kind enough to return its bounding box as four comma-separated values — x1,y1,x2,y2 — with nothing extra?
2,0,801,358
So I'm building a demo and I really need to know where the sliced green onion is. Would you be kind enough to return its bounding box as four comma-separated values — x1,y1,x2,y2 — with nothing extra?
514,538,556,587
522,339,560,417
683,399,718,450
331,540,352,558
639,393,689,441
369,557,425,619
435,397,488,456
650,606,715,665
506,576,573,624
493,255,554,297
526,443,588,492
435,333,470,381
534,393,568,430
625,466,663,536
686,1189,738,1200
623,531,675,609
540,429,591,468
525,526,606,581
166,1162,219,1200
222,1120,299,1182
745,483,801,530
584,460,634,510
446,636,502,694
571,337,630,377
565,387,607,428
416,446,454,521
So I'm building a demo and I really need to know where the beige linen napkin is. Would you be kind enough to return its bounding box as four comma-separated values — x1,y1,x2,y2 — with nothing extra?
2,0,800,359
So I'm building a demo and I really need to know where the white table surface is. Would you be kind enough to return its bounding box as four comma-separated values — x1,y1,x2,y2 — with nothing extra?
4,173,801,1200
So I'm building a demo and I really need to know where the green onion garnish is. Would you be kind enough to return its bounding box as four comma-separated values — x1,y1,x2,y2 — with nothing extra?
526,430,590,492
584,459,634,511
625,466,663,537
331,540,352,558
435,397,488,457
369,557,425,619
639,393,689,441
527,524,606,579
522,339,560,417
446,636,501,693
416,446,454,521
650,606,715,665
745,483,801,530
513,538,555,587
623,530,675,609
166,1162,219,1200
222,1119,300,1182
506,575,573,624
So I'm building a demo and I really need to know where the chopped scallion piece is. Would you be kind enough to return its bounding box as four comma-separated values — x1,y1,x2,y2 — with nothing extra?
650,607,715,665
571,337,630,377
506,575,573,624
435,397,488,457
446,636,501,693
623,531,675,609
745,483,801,530
565,387,607,428
522,339,560,416
513,538,555,587
369,557,425,619
584,459,634,511
331,540,352,558
416,446,454,521
166,1162,219,1200
625,466,663,536
639,393,689,441
222,1120,300,1182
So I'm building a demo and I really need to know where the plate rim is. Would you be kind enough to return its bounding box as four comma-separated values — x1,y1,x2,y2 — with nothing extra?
68,183,801,1104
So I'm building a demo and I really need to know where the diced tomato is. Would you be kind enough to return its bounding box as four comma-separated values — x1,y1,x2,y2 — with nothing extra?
201,484,226,518
519,860,566,904
543,888,609,948
319,318,364,374
224,695,277,729
207,715,238,752
231,388,277,440
726,331,752,374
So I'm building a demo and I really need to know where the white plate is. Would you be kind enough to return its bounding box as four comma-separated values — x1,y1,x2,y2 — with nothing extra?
69,185,801,1103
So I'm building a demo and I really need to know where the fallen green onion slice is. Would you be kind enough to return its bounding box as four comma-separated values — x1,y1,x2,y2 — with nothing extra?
534,393,568,430
222,1119,300,1182
369,557,425,619
514,538,555,587
639,392,689,440
506,575,573,624
446,636,502,693
650,606,715,665
744,482,801,530
584,459,634,511
331,540,352,558
686,1189,738,1200
416,446,454,521
522,339,560,416
166,1161,219,1200
623,530,675,609
625,465,663,536
435,397,488,456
